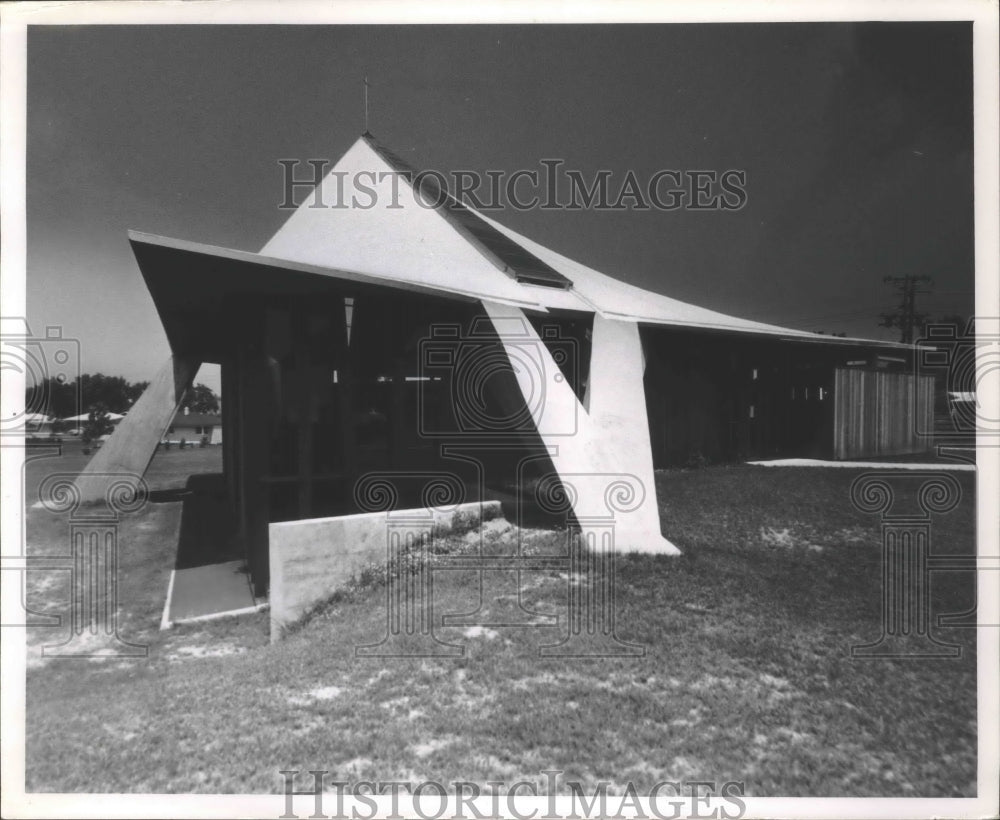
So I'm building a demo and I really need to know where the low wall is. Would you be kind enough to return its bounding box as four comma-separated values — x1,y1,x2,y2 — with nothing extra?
269,500,502,641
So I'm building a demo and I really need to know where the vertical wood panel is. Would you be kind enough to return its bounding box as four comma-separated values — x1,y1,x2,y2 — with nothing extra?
833,368,934,459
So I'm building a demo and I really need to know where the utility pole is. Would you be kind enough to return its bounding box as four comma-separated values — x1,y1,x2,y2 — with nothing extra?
879,275,933,344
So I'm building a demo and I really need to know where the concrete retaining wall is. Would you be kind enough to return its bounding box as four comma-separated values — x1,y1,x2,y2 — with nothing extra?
269,500,502,641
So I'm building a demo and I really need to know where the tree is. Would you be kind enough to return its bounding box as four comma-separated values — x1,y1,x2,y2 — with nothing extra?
185,383,220,415
25,374,153,420
81,403,114,444
24,373,196,421
24,376,77,419
125,380,149,407
78,373,135,415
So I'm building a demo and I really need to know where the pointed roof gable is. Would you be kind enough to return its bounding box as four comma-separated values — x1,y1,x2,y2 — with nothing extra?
260,136,542,309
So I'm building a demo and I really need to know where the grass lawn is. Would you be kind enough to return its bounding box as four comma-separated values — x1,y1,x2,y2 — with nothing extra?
22,453,977,796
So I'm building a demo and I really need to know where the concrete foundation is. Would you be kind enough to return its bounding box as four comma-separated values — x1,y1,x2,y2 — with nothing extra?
268,499,502,641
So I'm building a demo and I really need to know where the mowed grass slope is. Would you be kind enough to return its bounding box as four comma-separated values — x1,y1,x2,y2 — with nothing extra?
24,457,977,796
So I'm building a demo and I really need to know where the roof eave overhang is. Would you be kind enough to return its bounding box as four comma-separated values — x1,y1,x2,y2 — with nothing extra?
129,230,545,310
128,230,548,360
632,314,915,350
128,230,912,358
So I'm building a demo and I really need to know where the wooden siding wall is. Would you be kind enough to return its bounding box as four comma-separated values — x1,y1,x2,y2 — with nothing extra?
833,368,935,459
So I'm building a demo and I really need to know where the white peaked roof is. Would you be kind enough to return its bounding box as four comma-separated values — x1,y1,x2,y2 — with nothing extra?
261,138,540,309
256,135,906,347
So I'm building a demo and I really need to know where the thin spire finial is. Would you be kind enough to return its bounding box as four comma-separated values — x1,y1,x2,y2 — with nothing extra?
363,75,370,135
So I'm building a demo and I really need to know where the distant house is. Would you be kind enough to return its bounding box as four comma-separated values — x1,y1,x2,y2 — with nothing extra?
24,413,60,440
61,411,126,437
164,410,222,445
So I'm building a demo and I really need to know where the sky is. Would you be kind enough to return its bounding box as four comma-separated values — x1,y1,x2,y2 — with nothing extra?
26,23,974,394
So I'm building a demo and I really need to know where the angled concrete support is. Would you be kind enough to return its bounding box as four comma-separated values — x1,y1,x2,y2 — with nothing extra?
481,301,679,555
73,355,200,504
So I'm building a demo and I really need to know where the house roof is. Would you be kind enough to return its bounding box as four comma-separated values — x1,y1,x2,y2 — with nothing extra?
170,412,221,427
131,134,911,350
62,411,126,423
